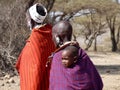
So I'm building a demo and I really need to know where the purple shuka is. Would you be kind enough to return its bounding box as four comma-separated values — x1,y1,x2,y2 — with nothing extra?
49,48,103,90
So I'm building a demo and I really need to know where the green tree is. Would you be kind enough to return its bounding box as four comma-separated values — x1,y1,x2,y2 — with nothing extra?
55,0,120,51
96,0,120,51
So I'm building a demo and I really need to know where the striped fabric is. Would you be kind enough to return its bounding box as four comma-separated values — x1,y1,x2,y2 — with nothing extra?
49,48,103,90
16,24,55,90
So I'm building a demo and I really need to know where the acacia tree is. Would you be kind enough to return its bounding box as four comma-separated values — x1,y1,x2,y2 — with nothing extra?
73,8,106,51
61,0,120,51
1,0,120,75
55,0,107,51
49,0,89,24
97,0,120,51
78,13,106,51
89,0,120,52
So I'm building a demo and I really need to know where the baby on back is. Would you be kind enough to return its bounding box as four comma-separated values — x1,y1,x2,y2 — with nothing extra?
61,45,79,68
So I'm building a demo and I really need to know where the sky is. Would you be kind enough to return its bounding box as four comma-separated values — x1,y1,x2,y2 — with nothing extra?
119,0,120,3
113,0,120,3
116,0,120,3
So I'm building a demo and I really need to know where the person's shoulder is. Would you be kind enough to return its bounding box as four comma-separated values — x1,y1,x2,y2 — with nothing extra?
53,50,62,58
78,47,89,59
39,24,52,31
45,24,52,29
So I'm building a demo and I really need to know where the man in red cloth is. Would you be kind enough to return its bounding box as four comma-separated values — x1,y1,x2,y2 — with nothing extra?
15,3,55,90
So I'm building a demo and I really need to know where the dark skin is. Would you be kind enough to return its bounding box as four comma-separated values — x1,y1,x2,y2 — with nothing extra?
62,45,79,68
46,21,79,67
52,21,73,48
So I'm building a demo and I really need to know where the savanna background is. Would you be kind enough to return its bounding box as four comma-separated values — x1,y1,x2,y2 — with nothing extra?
0,0,120,90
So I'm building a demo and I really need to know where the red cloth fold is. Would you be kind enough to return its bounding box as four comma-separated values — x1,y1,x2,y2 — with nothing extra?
16,24,55,90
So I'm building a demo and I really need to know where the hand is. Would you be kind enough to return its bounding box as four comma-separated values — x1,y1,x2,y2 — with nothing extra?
61,41,79,47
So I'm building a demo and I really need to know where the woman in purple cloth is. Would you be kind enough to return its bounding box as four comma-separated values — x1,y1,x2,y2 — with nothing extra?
49,20,103,90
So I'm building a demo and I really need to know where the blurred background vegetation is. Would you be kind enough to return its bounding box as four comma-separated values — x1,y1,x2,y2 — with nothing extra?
0,0,120,76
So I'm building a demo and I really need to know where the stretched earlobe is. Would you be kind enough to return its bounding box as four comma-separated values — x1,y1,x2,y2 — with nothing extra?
55,36,60,44
55,35,63,47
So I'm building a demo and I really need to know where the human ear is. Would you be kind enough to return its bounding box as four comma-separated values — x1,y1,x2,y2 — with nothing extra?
55,35,60,44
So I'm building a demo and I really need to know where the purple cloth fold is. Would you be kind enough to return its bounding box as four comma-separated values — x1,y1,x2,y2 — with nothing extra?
49,48,103,90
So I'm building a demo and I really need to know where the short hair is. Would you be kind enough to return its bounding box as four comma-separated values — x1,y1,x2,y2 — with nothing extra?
63,45,79,57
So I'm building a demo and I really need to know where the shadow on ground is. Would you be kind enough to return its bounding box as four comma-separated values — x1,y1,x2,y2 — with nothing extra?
96,65,120,75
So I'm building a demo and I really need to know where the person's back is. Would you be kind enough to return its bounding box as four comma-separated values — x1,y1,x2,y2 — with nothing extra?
15,3,55,90
49,21,103,90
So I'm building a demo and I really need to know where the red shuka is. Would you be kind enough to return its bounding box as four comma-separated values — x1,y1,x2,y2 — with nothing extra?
16,24,55,90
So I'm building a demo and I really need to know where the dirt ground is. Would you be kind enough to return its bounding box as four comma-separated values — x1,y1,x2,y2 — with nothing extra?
0,51,120,90
87,52,120,90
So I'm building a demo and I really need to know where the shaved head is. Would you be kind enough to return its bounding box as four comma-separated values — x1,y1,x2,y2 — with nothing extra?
63,45,79,57
52,21,73,47
52,21,72,36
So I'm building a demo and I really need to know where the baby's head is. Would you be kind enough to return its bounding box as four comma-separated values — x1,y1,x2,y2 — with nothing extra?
61,45,79,68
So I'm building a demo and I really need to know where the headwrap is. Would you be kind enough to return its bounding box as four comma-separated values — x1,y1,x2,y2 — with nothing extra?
29,3,47,23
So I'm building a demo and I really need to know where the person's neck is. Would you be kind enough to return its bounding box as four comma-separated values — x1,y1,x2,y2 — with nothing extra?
54,41,72,52
34,23,46,29
60,41,72,47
